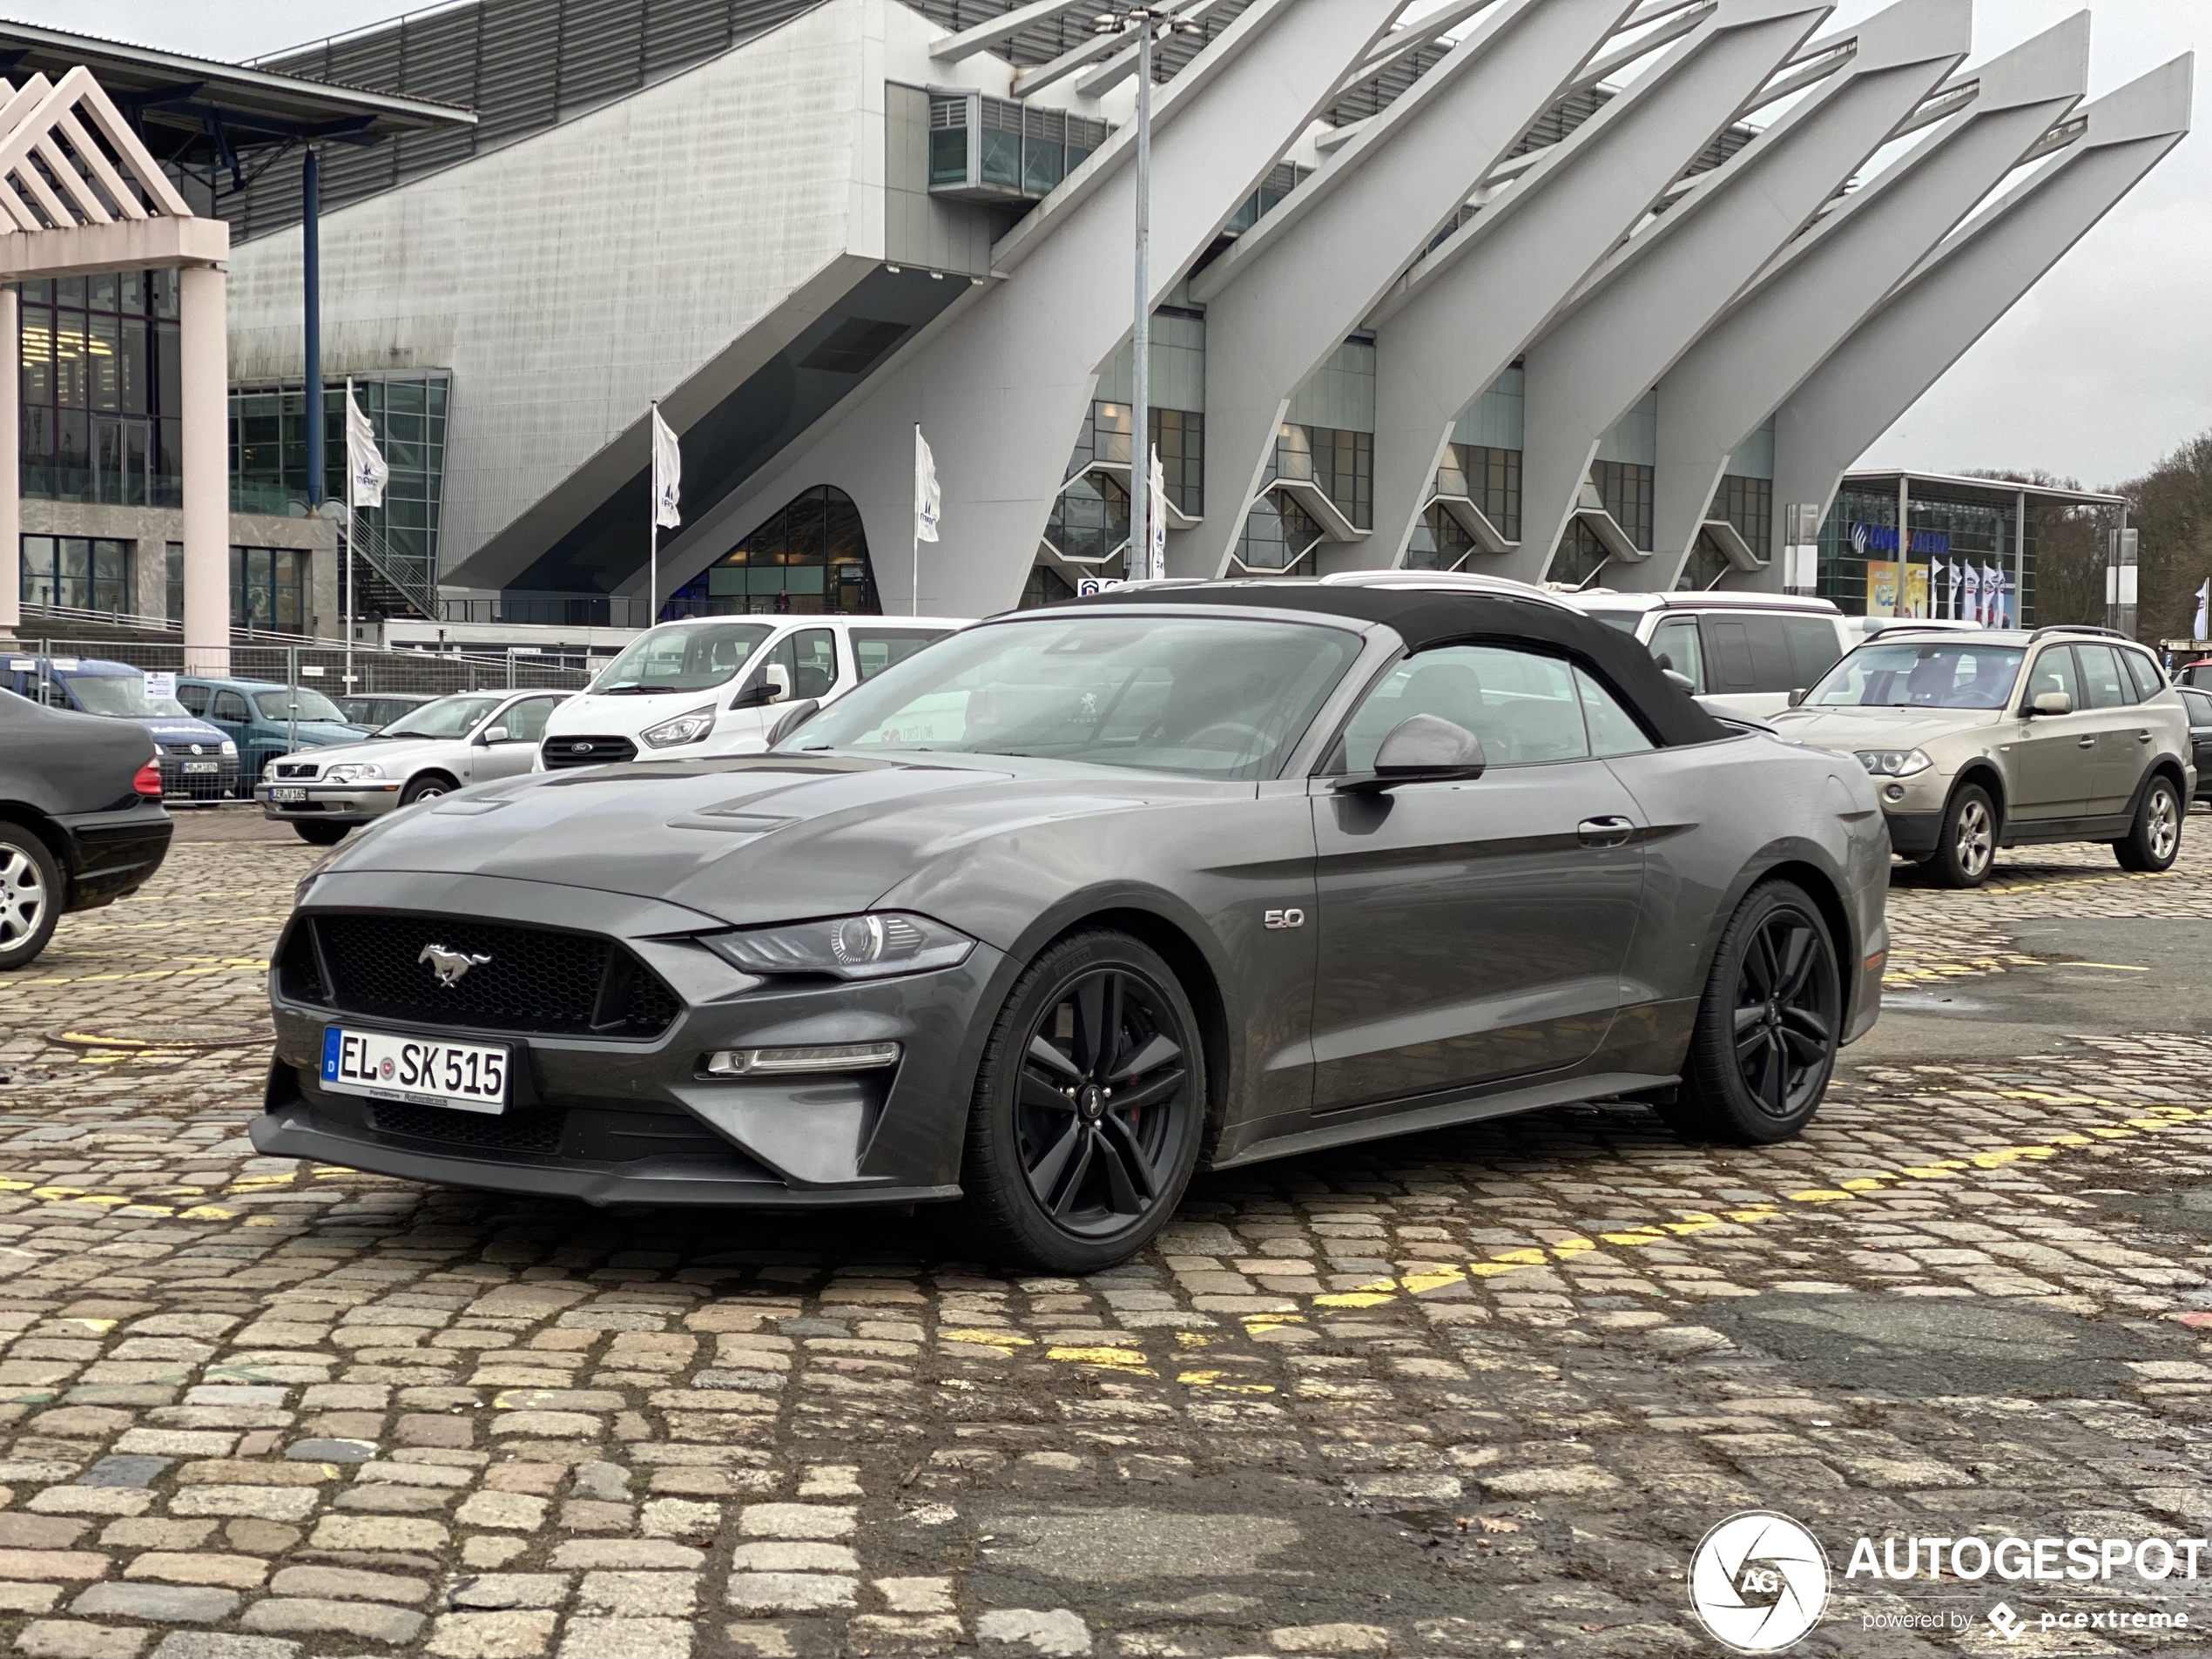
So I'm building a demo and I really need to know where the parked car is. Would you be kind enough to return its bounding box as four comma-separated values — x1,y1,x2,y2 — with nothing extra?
2176,658,2212,692
2,655,237,801
253,576,1889,1271
0,687,172,969
536,615,967,770
1561,590,1853,720
260,690,571,845
340,692,441,732
2178,685,2212,803
177,678,368,794
1770,624,2193,887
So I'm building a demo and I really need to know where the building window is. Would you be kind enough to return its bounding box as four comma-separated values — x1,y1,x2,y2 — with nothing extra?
1065,401,1203,517
1020,563,1078,610
927,92,1108,202
20,272,182,508
1406,505,1478,570
1592,460,1653,552
1716,474,1772,560
1433,442,1519,543
21,536,132,613
1552,520,1613,589
1223,162,1311,236
1045,470,1129,566
165,544,310,634
1235,493,1323,573
1270,424,1371,529
668,486,879,618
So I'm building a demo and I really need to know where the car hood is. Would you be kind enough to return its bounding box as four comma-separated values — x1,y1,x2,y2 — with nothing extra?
293,722,371,745
141,718,228,746
321,752,1231,929
1766,706,2000,754
302,736,455,767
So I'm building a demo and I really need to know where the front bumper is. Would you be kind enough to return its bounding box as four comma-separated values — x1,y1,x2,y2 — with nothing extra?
54,803,173,911
158,755,239,803
1881,808,1945,857
251,873,1005,1207
259,782,405,825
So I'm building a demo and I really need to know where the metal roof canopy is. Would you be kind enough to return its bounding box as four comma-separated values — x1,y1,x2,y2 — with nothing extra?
1844,469,2128,509
0,20,475,188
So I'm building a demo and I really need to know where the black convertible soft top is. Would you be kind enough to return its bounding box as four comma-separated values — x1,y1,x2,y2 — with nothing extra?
1065,580,1731,748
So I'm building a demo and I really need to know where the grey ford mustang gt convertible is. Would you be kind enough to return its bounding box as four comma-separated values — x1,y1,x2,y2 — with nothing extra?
253,577,1890,1270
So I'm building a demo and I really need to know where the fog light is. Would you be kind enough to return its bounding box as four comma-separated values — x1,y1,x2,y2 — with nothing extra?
704,1042,901,1076
1884,784,1905,802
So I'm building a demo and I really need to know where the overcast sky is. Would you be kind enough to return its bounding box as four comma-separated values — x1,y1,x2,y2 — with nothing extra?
17,0,2209,489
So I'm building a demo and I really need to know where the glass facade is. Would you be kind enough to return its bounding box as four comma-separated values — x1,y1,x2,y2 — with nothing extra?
20,272,182,507
163,543,313,636
1065,401,1204,516
1818,485,2029,623
928,92,1108,201
1592,460,1654,552
1235,493,1324,573
1045,469,1129,567
1406,505,1478,570
230,376,449,589
1223,163,1311,237
21,536,131,612
666,486,880,617
1435,442,1521,541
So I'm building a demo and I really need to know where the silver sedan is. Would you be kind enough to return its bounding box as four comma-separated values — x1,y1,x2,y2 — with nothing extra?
258,690,570,845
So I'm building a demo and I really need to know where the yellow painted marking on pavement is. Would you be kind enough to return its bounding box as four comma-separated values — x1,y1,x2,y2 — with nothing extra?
1,961,270,989
2065,962,2151,972
1177,1369,1275,1395
1046,1345,1154,1374
177,1205,237,1221
1790,1190,1858,1203
1173,1332,1214,1349
940,1329,1033,1351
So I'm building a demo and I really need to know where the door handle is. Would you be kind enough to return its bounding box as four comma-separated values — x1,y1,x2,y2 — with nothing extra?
2077,737,2097,748
1577,816,1635,848
2137,731,2154,743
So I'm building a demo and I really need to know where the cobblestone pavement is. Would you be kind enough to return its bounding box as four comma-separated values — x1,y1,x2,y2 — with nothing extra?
2,814,2211,1658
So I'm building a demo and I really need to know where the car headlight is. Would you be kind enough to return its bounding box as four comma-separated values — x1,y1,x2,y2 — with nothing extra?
261,759,277,780
219,740,237,757
323,762,385,784
703,912,974,980
642,705,717,748
1857,749,1933,779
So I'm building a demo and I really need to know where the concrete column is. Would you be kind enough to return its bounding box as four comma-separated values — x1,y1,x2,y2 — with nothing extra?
179,264,230,673
0,286,17,640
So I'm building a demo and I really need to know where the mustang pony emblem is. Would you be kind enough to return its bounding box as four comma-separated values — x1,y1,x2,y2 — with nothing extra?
419,944,492,986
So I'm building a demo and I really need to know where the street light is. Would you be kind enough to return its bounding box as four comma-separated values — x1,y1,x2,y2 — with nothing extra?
1095,5,1197,582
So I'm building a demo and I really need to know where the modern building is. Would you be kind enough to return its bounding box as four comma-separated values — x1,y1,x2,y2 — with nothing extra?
6,0,2195,635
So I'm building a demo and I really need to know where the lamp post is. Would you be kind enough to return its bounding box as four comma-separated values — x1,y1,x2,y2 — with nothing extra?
1095,5,1194,582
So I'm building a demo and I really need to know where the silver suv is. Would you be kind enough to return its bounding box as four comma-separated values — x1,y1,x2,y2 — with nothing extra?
1770,625,2193,887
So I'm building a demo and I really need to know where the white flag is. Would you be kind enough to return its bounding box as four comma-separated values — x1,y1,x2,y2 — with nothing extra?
1963,564,1981,624
1147,444,1167,580
651,405,682,530
1984,563,2002,627
1948,560,1964,621
2193,578,2209,641
914,427,941,544
344,384,388,510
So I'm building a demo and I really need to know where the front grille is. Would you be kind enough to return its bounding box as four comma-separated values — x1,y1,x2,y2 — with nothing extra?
542,735,637,769
158,759,235,802
307,913,681,1039
273,760,320,779
372,1100,569,1153
277,922,326,1002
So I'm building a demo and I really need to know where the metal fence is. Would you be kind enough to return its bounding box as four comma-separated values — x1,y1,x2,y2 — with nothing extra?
18,637,595,698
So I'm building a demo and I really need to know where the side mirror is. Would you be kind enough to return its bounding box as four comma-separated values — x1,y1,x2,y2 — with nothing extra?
765,698,821,747
731,664,793,710
1787,687,1808,709
2030,691,2073,717
1337,714,1486,795
480,725,509,745
1653,651,1674,672
1661,668,1696,693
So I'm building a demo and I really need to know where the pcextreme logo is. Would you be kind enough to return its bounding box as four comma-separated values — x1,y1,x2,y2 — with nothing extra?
1689,1511,1831,1654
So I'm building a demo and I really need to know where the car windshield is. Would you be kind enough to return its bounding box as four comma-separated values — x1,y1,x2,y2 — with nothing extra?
253,687,351,723
63,673,180,718
590,623,772,694
1807,642,2025,710
374,695,502,739
784,615,1360,780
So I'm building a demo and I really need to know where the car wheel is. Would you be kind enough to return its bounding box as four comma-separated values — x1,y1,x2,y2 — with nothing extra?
294,822,349,846
2114,774,2182,873
1926,782,1997,888
961,929,1206,1272
400,775,454,807
1661,880,1842,1146
0,826,62,971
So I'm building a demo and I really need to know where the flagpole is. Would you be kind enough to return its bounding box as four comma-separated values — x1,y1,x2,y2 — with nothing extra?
649,401,659,628
344,375,354,702
912,422,921,617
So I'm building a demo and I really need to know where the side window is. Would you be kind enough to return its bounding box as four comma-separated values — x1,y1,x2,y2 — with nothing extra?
2122,650,2166,702
1740,617,1797,692
852,629,948,682
2074,644,2133,709
211,691,250,723
1649,619,1705,693
2180,689,2212,725
788,630,837,700
177,683,210,717
1336,645,1590,772
2024,647,2082,710
1703,618,1757,692
502,698,557,744
1575,668,1656,759
1783,618,1844,690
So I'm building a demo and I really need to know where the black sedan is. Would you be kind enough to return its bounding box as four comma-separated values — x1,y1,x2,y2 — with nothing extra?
253,578,1891,1270
0,687,173,969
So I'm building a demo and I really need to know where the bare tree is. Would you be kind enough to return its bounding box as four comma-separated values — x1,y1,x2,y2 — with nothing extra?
1957,469,2108,627
2116,435,2212,646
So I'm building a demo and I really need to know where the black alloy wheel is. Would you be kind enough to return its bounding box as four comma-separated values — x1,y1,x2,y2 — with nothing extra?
963,930,1204,1271
1662,880,1841,1145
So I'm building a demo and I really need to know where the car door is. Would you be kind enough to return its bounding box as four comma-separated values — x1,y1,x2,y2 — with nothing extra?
2179,689,2212,794
2071,643,2147,818
1307,644,1648,1112
206,689,256,780
1648,617,1705,692
473,695,563,781
2007,645,2097,826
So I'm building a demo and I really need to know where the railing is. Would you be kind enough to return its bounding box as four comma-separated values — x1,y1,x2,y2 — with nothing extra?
16,636,593,698
440,591,653,629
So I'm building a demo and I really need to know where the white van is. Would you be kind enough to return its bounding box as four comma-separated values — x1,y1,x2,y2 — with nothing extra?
536,614,968,771
1559,590,1857,721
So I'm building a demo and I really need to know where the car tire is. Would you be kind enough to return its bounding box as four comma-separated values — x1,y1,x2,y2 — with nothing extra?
1926,782,1998,889
1661,880,1842,1146
294,822,349,846
0,826,62,971
960,929,1206,1272
2114,774,2182,873
401,775,455,807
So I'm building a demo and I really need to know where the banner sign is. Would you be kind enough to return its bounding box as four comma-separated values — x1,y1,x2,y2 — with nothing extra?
1850,522,1952,556
1864,561,1931,618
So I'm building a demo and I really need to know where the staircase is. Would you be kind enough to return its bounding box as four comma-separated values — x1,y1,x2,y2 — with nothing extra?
343,509,437,621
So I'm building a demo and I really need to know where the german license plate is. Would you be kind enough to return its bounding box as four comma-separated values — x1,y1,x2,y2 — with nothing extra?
182,761,219,774
268,786,308,802
320,1027,510,1114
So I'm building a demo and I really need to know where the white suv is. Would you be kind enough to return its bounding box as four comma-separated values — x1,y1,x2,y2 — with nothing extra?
1562,590,1857,720
536,615,968,771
